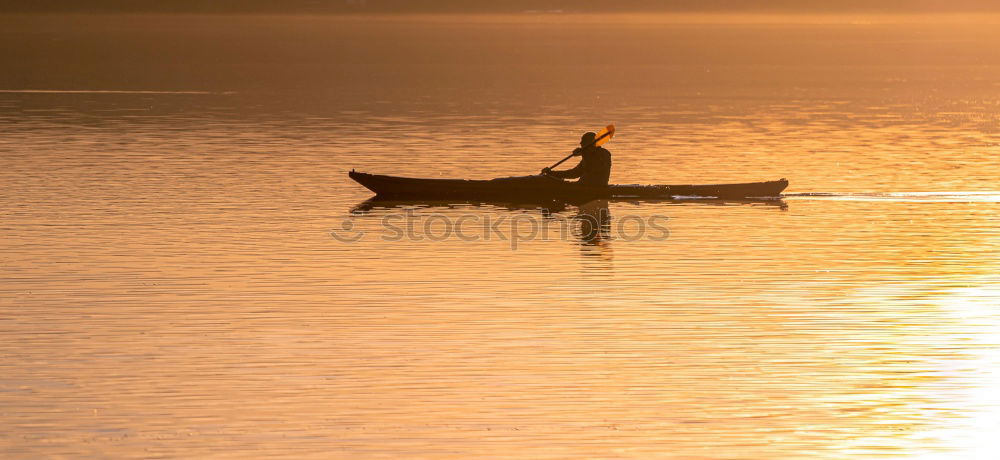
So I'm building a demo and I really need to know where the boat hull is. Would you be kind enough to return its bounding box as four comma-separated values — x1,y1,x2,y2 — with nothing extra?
349,171,788,200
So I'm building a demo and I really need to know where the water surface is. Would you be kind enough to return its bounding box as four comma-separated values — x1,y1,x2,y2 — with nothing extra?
2,13,1000,458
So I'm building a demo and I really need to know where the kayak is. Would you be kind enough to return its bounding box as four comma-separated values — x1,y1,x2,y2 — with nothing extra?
351,197,789,214
349,170,788,200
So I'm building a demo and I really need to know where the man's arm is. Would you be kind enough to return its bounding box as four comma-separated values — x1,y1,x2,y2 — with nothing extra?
545,159,585,179
542,148,585,178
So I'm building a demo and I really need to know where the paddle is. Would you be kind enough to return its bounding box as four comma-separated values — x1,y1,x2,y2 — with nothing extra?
547,124,616,171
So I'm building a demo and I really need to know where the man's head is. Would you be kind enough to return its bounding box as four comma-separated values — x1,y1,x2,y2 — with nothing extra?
580,131,597,147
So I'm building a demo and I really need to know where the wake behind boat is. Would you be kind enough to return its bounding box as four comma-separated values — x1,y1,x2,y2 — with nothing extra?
349,170,789,200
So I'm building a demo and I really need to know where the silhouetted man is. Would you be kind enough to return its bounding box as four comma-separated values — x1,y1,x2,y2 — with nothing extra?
541,132,612,186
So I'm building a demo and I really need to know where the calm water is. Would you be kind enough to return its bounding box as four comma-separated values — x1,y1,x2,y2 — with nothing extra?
2,14,1000,458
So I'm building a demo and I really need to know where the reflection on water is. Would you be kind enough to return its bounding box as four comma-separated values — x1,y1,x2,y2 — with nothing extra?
576,200,613,260
2,13,1000,459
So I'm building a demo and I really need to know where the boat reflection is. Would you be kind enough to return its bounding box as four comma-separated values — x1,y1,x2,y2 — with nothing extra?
576,199,614,260
576,199,612,246
348,197,783,261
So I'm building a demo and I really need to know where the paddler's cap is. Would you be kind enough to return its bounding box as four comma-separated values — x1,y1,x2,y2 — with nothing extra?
580,132,597,145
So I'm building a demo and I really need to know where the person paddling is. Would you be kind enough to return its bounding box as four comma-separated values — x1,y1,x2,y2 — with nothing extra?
541,131,612,186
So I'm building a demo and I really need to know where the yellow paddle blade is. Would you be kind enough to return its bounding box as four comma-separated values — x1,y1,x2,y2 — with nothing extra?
594,123,615,147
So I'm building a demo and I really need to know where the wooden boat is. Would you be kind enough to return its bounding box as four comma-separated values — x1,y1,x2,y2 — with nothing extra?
349,171,789,200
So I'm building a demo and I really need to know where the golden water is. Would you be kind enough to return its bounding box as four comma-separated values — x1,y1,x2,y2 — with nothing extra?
2,14,999,458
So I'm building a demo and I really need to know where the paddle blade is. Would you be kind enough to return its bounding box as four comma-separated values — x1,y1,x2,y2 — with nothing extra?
594,124,615,147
